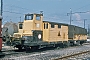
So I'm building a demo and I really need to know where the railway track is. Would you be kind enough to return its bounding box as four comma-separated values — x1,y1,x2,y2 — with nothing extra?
1,43,90,60
0,45,77,59
53,50,90,60
0,50,24,58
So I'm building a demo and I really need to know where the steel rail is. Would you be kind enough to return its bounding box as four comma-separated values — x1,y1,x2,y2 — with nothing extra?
53,50,90,60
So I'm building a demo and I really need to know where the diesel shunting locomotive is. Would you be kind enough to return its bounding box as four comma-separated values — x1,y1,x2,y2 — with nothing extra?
12,13,87,50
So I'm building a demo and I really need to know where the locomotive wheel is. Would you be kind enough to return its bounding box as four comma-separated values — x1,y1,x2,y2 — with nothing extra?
25,46,31,52
25,46,39,52
26,48,30,52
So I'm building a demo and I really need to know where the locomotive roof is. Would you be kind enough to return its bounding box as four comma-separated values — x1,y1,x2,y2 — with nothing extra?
25,13,43,16
43,21,86,29
43,21,68,26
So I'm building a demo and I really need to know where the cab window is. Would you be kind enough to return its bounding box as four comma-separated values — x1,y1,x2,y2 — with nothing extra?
36,15,40,20
25,14,33,20
46,23,48,29
44,23,48,29
58,24,61,28
19,23,23,29
51,24,54,28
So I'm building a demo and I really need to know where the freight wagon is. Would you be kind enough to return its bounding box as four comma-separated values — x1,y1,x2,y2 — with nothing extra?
12,13,87,50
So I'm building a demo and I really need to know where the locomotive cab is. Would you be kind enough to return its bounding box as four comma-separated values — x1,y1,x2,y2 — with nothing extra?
14,13,43,38
13,13,43,49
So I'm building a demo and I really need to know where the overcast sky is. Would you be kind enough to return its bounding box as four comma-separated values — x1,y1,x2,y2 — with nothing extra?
1,0,90,29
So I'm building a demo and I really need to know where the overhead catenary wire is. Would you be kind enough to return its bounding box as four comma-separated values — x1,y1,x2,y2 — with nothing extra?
73,3,90,11
2,1,90,28
3,2,90,17
3,10,24,15
5,4,31,11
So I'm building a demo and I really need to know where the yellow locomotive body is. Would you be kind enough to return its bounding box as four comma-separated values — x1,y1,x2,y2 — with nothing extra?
13,13,87,50
14,14,43,38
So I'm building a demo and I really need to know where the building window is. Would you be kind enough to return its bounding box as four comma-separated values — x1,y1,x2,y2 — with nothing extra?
51,24,54,28
58,24,61,28
19,23,23,29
